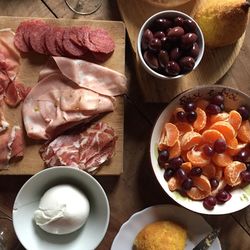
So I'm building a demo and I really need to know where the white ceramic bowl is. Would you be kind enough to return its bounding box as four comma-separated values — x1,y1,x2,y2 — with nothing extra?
150,85,250,214
137,10,204,80
12,167,110,250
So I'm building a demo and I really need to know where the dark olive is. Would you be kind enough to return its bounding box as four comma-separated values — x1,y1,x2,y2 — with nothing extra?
153,18,173,31
179,56,195,72
158,50,169,68
169,47,183,61
174,17,184,27
165,61,181,76
143,50,159,70
161,36,173,51
154,31,165,40
183,19,197,32
141,28,154,50
188,42,200,58
148,38,162,52
181,33,198,48
167,26,185,38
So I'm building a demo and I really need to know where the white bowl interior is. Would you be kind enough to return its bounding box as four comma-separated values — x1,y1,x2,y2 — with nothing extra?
13,167,110,250
137,10,205,80
150,85,250,215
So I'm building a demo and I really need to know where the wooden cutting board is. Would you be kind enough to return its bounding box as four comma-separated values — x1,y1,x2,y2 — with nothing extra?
0,16,125,175
117,0,246,102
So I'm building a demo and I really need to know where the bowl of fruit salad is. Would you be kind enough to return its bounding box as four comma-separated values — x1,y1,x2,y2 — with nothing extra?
150,85,250,214
137,10,204,79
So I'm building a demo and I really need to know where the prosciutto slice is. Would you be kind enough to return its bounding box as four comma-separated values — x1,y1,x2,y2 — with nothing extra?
40,122,117,173
23,57,127,140
0,97,9,132
0,126,24,169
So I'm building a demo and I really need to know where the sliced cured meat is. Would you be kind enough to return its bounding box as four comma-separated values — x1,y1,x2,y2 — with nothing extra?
0,70,11,91
89,28,115,54
53,56,127,96
44,27,61,56
0,29,20,81
23,56,126,140
14,21,30,53
55,28,65,55
0,126,24,169
9,126,24,159
0,98,9,132
62,28,86,57
39,122,117,173
29,23,50,54
4,81,31,107
14,21,115,62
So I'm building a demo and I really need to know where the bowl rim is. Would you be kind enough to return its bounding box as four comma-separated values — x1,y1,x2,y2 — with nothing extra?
12,166,110,250
137,10,205,80
150,85,250,215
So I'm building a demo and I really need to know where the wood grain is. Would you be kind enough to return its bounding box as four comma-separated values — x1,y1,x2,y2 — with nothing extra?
0,16,125,175
117,0,246,102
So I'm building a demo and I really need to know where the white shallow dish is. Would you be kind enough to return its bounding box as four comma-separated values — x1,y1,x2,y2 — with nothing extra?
111,204,221,250
13,167,110,250
150,85,250,215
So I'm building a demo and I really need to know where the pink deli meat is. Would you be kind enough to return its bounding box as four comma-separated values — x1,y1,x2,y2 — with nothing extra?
0,126,24,169
22,56,127,140
40,121,117,173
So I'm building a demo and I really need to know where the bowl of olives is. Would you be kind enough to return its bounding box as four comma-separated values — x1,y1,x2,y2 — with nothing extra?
150,85,250,214
137,10,204,79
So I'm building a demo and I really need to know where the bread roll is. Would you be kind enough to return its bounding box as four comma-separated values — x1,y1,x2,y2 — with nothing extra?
133,220,187,250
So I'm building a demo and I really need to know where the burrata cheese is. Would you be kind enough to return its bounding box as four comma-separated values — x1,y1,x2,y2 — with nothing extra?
34,184,90,234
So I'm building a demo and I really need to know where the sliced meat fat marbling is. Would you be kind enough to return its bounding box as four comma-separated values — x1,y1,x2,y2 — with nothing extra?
0,126,24,169
40,122,117,173
0,97,9,132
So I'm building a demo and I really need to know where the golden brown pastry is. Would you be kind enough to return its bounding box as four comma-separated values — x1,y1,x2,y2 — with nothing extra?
133,220,187,250
194,0,249,48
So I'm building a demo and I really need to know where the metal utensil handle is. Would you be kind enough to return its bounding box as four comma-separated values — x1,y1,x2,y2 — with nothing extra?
64,0,102,15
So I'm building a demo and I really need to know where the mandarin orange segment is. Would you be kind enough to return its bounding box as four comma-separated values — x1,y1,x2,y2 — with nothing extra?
215,167,224,180
158,122,179,149
193,107,207,132
212,153,233,167
186,187,210,200
237,120,250,143
228,110,242,131
196,98,209,110
210,121,236,141
180,131,202,151
227,137,238,150
226,142,247,156
181,161,192,173
224,161,247,186
169,140,181,159
192,175,211,193
175,122,193,137
202,163,216,179
201,129,225,144
209,112,229,124
186,147,210,167
168,176,181,191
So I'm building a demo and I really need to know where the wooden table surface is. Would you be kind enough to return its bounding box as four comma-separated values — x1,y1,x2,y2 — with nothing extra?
0,1,249,249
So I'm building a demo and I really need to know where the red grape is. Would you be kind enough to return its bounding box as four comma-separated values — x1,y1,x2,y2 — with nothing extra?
190,167,202,176
235,148,250,162
237,106,249,121
211,94,224,106
206,104,221,115
176,111,186,121
182,178,193,190
158,150,169,167
203,196,217,210
184,102,196,112
177,168,187,180
210,178,219,189
240,170,250,183
214,139,227,153
203,144,214,157
164,168,175,181
216,190,232,203
169,156,184,168
186,111,197,123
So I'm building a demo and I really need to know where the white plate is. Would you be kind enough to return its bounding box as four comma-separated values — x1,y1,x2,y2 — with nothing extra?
111,204,221,250
150,85,250,215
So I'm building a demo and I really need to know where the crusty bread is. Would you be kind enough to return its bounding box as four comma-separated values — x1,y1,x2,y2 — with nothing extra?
133,220,187,250
194,0,249,48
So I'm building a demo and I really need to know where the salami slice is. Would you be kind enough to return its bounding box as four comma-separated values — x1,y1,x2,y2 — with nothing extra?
14,21,30,53
55,28,65,56
29,23,50,54
45,27,61,56
89,29,115,54
62,28,86,57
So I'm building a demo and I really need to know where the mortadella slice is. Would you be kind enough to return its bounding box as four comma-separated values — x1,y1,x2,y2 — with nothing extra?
22,56,126,140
